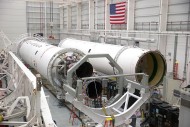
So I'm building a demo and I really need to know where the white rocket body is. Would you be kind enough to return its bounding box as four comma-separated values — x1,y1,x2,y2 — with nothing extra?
17,39,91,87
19,40,61,80
59,38,166,86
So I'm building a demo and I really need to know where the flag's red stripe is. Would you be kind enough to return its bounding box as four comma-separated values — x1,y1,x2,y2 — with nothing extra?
110,14,125,18
115,2,126,5
110,21,126,24
110,15,125,18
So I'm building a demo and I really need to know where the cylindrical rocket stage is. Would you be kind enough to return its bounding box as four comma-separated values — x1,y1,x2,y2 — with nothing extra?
17,39,94,88
59,38,167,87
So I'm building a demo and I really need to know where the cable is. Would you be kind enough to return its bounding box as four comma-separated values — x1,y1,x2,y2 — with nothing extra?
94,80,98,98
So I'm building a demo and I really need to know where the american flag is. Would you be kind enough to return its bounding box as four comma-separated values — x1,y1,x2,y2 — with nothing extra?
110,2,126,24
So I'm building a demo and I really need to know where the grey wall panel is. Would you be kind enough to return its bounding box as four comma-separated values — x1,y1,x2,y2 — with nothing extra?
63,7,67,28
0,22,26,29
0,15,26,22
71,6,77,29
167,0,190,31
0,0,26,41
135,16,159,22
135,8,160,17
135,0,159,8
81,2,89,29
0,1,26,9
134,0,160,31
168,14,189,22
168,4,189,14
95,0,105,28
169,0,189,3
0,9,25,16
